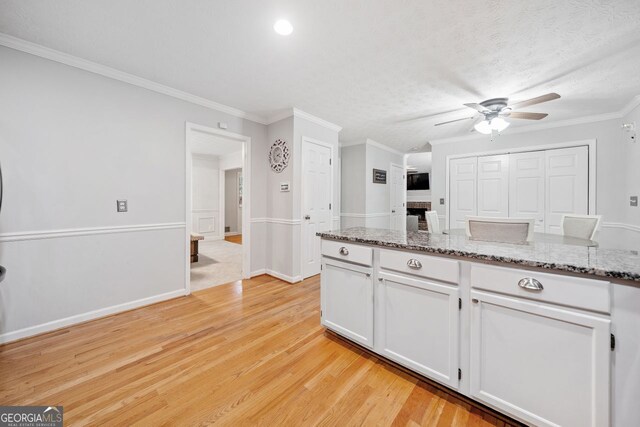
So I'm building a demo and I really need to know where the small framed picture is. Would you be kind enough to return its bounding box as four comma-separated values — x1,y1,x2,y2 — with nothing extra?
373,168,387,184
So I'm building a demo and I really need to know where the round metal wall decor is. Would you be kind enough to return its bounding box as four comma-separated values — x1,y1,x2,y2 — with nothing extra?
268,139,290,173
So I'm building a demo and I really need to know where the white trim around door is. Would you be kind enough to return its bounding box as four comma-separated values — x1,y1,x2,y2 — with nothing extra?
301,136,334,279
185,122,251,294
445,139,597,230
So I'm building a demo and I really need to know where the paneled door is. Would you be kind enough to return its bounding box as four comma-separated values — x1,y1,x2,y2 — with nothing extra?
449,157,478,229
509,151,545,232
545,146,588,234
389,164,405,231
302,139,333,279
477,155,509,218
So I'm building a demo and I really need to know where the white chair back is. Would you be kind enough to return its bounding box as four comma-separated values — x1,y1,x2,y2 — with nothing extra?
561,214,601,240
406,215,419,232
425,211,441,234
466,216,535,243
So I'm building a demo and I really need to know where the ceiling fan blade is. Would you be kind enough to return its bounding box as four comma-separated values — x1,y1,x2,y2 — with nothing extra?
508,111,548,120
510,93,560,109
434,116,476,126
463,103,490,113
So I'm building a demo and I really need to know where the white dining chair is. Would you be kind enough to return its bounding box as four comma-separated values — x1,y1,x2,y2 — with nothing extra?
561,214,602,240
466,216,535,243
406,215,419,231
425,211,441,234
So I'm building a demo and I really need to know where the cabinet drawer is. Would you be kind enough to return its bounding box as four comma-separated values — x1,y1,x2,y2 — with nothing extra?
321,240,373,266
470,264,610,314
380,249,459,284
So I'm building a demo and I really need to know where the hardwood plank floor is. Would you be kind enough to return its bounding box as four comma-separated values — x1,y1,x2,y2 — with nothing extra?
0,275,520,426
224,234,242,244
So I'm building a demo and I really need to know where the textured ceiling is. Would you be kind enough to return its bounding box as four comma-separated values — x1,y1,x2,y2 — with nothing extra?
1,0,640,151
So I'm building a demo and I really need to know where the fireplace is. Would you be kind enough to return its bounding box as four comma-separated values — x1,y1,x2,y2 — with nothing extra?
406,201,432,231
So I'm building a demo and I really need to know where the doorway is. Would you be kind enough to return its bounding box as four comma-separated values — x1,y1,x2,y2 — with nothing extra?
185,122,251,294
389,163,406,231
301,137,333,279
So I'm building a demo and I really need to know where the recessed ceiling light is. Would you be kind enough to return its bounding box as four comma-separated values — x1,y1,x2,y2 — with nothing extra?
274,19,293,36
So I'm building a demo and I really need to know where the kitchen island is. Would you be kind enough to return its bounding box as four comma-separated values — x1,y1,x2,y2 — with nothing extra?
317,227,640,427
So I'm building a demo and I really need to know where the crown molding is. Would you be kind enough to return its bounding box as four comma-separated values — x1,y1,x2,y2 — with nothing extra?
0,33,270,125
430,111,624,146
292,108,342,132
620,95,640,117
340,138,405,156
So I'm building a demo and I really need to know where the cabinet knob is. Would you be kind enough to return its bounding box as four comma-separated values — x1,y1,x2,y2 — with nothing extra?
339,247,349,256
518,277,544,291
407,259,422,269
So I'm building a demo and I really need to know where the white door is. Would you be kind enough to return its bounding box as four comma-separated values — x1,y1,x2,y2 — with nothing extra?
470,290,610,427
378,272,460,388
321,259,374,348
302,140,333,278
389,164,405,231
477,154,509,218
545,146,589,234
509,151,545,232
449,157,477,229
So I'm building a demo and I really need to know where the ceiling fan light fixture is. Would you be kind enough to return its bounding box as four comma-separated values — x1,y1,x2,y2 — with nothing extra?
474,117,510,135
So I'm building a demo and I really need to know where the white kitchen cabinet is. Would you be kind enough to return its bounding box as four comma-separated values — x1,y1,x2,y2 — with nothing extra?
321,258,374,348
469,289,610,427
377,271,460,388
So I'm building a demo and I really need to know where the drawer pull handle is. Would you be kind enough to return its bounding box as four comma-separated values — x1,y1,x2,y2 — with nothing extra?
339,247,349,256
407,259,422,269
518,277,543,291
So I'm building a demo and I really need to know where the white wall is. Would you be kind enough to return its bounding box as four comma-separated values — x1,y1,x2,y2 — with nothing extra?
431,117,640,250
340,145,367,228
191,154,221,239
0,46,268,342
220,151,242,171
225,168,242,234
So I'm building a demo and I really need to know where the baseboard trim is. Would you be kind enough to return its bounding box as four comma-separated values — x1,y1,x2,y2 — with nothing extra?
225,232,241,236
250,268,266,277
0,222,186,243
265,269,303,284
0,288,187,344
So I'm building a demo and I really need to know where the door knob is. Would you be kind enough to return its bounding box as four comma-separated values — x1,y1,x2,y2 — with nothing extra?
391,210,396,213
304,215,311,220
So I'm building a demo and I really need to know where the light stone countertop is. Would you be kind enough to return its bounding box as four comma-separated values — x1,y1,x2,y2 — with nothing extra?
317,227,640,283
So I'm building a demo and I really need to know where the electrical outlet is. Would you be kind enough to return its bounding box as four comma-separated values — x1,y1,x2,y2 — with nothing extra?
117,200,128,212
631,196,638,207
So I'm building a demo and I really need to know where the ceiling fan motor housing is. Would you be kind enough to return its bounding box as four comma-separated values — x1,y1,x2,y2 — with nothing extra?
479,98,509,111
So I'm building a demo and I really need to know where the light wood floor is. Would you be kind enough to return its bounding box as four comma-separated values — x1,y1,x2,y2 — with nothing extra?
0,275,520,426
224,234,242,244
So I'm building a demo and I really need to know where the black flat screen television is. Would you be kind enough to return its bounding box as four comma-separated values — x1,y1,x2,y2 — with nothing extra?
407,172,430,190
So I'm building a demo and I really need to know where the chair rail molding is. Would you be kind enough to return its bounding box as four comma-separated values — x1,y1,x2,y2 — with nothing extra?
0,222,186,243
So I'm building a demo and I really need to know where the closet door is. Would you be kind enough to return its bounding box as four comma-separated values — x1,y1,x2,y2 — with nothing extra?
545,146,589,234
449,157,477,229
477,155,509,218
509,151,545,232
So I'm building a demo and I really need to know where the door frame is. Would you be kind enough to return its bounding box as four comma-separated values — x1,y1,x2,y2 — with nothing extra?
445,139,596,229
300,136,334,279
185,122,251,294
389,162,406,231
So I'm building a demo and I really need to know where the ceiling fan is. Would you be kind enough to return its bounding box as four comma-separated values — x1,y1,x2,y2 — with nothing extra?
434,93,561,135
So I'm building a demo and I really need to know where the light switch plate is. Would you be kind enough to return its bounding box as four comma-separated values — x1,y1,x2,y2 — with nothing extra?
440,198,445,205
280,182,290,192
631,196,638,207
117,200,128,212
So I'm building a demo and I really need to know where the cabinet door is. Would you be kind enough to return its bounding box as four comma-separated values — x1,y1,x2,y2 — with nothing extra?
477,154,509,218
378,272,460,388
470,290,610,427
509,151,545,232
321,259,374,348
449,157,477,229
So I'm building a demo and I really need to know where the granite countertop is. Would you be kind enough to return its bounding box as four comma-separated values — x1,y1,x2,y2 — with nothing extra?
317,227,640,283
